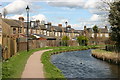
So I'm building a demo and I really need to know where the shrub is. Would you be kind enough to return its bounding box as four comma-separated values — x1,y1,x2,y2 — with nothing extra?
61,36,70,46
77,36,88,46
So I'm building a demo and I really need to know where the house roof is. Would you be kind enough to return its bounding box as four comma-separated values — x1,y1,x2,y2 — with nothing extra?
99,28,108,33
87,28,93,33
46,26,52,31
2,18,21,27
86,27,108,33
74,30,83,33
52,26,62,32
40,25,46,30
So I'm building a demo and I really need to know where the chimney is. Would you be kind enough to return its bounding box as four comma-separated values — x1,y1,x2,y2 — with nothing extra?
105,26,107,29
36,20,40,26
19,17,24,34
67,25,71,28
84,26,86,29
48,22,52,26
19,17,24,22
58,24,62,27
0,13,2,18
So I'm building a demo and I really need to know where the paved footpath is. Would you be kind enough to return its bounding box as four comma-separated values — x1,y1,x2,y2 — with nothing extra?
21,49,52,78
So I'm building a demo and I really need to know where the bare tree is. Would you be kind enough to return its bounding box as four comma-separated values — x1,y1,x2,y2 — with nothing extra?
3,8,7,18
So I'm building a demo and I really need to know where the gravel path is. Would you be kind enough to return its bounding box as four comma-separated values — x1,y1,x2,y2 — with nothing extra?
21,49,52,78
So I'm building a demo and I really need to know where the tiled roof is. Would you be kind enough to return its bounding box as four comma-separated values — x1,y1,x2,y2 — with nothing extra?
74,30,83,33
46,26,52,31
87,28,93,33
99,28,108,33
2,18,21,27
52,26,62,32
40,25,46,30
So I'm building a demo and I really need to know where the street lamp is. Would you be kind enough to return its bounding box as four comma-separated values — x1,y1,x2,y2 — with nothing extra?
65,21,68,36
26,5,30,51
65,21,68,28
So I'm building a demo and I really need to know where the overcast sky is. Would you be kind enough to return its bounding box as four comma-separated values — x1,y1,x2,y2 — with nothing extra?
0,0,113,30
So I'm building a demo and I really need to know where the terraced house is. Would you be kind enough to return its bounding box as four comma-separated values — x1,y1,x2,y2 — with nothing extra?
1,16,110,59
1,17,81,59
84,26,109,45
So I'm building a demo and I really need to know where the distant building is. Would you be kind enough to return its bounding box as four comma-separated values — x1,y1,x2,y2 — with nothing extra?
84,26,109,45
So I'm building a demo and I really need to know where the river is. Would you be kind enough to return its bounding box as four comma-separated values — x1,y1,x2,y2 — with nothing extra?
51,49,120,78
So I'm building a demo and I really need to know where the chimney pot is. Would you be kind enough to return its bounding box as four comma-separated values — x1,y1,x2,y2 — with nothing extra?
19,17,24,21
48,22,52,26
58,24,62,27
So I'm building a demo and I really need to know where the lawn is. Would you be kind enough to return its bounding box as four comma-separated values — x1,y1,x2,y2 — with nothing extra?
2,45,97,79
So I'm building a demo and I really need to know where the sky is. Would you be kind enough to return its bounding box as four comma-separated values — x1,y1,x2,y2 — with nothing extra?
0,0,114,30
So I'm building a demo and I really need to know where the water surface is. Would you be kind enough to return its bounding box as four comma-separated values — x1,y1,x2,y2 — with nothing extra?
51,49,120,78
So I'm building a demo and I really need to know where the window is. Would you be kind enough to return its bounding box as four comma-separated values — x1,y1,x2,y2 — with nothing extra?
100,34,102,37
0,28,2,33
105,34,109,37
92,33,94,37
18,28,22,33
13,28,16,34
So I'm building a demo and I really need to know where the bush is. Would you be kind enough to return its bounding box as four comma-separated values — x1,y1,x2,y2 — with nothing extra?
77,36,88,46
61,36,70,46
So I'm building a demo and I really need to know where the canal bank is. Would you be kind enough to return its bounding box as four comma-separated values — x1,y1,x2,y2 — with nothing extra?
92,49,120,65
51,49,120,78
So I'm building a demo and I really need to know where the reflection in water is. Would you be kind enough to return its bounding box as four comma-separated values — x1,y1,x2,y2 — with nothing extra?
51,49,120,78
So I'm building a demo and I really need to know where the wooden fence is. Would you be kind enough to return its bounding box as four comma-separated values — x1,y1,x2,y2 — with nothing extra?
2,37,79,60
2,36,17,60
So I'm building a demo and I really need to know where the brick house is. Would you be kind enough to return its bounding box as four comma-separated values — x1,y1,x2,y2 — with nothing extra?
84,26,109,45
1,18,23,59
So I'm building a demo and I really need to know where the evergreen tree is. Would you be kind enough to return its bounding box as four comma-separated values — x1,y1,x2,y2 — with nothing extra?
109,1,120,52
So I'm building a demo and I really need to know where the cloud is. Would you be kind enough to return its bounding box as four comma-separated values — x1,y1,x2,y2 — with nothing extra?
31,14,47,21
7,14,47,22
2,0,42,15
3,0,29,15
8,14,26,20
90,14,100,21
72,23,84,30
48,0,85,9
59,19,68,24
47,0,103,9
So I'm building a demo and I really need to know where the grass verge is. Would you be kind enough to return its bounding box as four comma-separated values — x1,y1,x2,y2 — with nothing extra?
92,49,120,64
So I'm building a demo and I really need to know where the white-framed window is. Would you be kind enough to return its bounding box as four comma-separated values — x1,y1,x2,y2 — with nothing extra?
105,33,109,37
55,32,57,36
97,34,99,37
100,34,102,37
59,32,60,37
47,31,49,36
44,30,46,35
92,33,94,37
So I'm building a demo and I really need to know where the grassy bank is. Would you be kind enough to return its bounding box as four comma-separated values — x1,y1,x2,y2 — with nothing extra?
41,45,97,79
2,45,97,78
92,49,120,64
2,47,54,78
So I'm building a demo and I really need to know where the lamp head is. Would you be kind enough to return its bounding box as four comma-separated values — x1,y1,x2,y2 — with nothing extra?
26,5,30,11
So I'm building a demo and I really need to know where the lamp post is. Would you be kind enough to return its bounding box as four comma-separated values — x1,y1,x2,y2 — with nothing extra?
26,5,30,51
65,21,68,28
65,21,68,36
